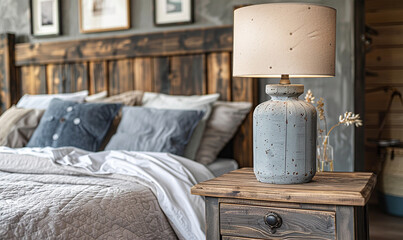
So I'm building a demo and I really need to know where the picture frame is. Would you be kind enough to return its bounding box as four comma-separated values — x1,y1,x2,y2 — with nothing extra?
30,0,61,37
154,0,194,26
79,0,130,33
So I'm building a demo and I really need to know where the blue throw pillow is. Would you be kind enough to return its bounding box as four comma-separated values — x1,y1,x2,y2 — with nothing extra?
105,107,204,156
27,99,122,151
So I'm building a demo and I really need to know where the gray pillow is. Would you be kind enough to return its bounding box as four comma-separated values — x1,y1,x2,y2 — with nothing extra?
27,99,122,151
195,101,252,165
105,107,204,156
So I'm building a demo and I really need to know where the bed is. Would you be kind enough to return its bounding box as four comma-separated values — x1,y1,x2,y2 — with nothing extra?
0,26,258,239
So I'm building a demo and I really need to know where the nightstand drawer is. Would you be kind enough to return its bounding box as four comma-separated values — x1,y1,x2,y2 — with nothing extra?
220,203,336,239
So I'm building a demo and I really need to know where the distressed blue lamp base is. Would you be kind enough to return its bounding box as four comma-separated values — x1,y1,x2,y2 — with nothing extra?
253,83,317,184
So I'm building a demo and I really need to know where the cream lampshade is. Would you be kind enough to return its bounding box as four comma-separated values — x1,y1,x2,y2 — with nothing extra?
233,3,336,184
233,3,336,78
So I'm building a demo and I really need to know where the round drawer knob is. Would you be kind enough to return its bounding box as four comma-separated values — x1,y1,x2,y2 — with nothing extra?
264,212,282,233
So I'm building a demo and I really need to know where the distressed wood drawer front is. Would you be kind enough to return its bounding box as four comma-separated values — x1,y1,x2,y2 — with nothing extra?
220,203,336,239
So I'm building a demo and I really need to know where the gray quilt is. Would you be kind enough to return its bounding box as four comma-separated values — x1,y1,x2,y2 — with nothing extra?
0,153,178,240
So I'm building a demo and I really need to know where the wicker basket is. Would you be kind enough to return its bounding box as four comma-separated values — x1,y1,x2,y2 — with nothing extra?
378,147,403,217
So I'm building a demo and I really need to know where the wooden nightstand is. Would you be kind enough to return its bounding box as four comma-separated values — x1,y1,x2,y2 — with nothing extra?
191,168,376,240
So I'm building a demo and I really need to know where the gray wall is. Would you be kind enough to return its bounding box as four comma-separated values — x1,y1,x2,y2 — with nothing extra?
0,0,356,171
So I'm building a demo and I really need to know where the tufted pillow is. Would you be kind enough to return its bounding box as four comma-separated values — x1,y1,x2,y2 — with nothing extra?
105,107,204,156
27,99,122,151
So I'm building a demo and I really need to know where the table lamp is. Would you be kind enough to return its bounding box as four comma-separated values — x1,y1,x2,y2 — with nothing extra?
233,3,336,184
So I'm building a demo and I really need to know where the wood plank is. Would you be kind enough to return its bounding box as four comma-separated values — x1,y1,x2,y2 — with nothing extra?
366,0,403,12
366,48,403,68
366,9,403,26
169,55,206,95
365,112,403,127
46,64,65,94
0,33,15,112
220,198,336,212
64,62,88,92
365,86,403,112
153,57,170,94
366,69,403,86
89,61,108,94
108,59,134,95
207,52,232,101
232,77,258,168
369,25,403,47
205,197,220,240
191,168,377,206
336,206,355,240
220,203,336,239
15,26,233,65
133,57,154,92
19,65,47,95
366,127,403,140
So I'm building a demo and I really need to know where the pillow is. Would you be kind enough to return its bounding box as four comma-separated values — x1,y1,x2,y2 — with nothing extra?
27,99,122,151
0,106,44,148
17,90,89,109
142,92,219,159
96,90,144,106
87,90,145,150
85,91,108,102
105,107,204,156
195,101,252,165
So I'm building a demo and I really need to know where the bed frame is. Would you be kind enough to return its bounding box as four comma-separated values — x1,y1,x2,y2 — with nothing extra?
0,26,258,167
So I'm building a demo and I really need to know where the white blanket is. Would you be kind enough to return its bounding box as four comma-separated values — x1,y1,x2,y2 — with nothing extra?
0,147,215,240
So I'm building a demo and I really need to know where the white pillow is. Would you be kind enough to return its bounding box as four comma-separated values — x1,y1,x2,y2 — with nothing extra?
142,92,220,160
85,91,108,102
16,91,89,109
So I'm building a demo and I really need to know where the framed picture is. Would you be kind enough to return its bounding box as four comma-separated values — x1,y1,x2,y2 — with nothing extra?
30,0,61,37
154,0,194,26
79,0,130,33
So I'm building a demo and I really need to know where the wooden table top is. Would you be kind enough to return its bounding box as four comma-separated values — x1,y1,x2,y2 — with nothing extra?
191,168,377,206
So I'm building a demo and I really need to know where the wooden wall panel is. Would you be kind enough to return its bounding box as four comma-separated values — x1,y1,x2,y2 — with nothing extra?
0,33,15,112
207,52,232,101
369,25,403,46
133,57,154,92
365,0,403,172
108,59,134,95
170,54,206,95
153,57,170,94
46,64,64,94
365,86,403,112
366,9,403,26
366,0,403,12
15,26,233,65
232,77,258,168
89,61,108,94
65,63,88,92
366,69,403,86
366,48,403,68
19,65,47,95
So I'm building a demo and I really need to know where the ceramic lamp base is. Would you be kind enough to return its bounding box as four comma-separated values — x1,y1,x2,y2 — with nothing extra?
253,84,317,184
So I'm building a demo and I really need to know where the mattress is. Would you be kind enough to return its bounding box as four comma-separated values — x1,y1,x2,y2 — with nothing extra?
207,158,239,177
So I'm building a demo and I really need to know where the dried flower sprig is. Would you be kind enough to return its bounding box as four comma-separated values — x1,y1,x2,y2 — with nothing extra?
339,112,363,127
324,111,363,145
305,89,315,103
316,98,325,121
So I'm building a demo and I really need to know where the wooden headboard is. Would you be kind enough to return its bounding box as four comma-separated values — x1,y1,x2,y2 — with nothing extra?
0,26,258,167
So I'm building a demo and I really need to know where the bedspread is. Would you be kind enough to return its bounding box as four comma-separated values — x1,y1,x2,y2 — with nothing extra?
0,148,214,240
